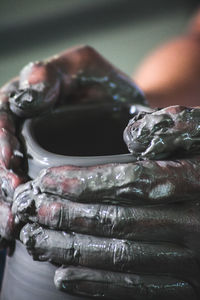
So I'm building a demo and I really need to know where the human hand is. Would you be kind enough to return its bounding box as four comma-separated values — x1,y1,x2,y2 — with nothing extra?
13,106,200,300
124,105,200,159
9,45,147,117
0,45,148,249
0,79,24,248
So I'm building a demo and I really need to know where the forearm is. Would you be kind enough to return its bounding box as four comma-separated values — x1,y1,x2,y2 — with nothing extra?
134,10,200,108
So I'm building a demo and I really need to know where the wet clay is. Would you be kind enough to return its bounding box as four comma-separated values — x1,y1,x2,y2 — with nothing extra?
9,46,147,117
124,105,200,159
1,45,200,300
12,105,200,299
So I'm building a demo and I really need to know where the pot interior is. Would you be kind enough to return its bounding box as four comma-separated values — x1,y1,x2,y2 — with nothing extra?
32,103,133,157
21,103,149,178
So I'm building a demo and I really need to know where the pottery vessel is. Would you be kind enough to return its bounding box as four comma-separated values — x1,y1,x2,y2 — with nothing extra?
21,103,143,178
1,102,147,300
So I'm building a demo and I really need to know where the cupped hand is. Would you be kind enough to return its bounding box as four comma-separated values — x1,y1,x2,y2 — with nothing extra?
13,114,200,300
124,105,200,159
3,42,200,300
0,46,147,249
0,79,24,248
9,45,147,117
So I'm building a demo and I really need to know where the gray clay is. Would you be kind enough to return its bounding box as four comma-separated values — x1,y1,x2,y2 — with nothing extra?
124,105,200,159
1,45,200,300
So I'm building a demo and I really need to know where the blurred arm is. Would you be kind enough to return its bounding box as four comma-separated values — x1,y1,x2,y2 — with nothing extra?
133,9,200,108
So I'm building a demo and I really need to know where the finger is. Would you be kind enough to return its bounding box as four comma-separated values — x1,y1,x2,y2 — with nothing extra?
12,189,200,243
53,45,147,106
0,79,25,248
0,201,14,241
20,223,199,279
0,77,19,111
0,127,23,170
9,46,147,117
9,61,60,117
124,106,200,160
15,157,200,206
0,111,15,134
0,79,25,200
0,79,24,170
1,167,24,204
54,266,197,300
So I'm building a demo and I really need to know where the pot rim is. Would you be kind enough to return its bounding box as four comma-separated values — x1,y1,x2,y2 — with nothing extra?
21,103,148,178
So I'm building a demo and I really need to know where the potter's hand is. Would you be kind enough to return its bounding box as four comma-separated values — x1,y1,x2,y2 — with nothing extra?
0,79,24,247
13,152,200,300
124,105,200,159
0,45,146,247
9,45,147,117
12,105,200,299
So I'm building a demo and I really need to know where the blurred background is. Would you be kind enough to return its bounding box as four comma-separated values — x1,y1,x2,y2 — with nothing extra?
0,0,199,86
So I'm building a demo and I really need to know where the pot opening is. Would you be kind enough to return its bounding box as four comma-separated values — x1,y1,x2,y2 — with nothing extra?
32,104,132,156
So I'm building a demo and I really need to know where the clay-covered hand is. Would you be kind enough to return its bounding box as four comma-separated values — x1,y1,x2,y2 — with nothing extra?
9,45,147,117
0,79,24,247
12,160,200,299
13,107,200,300
0,45,148,247
6,43,200,299
124,105,200,159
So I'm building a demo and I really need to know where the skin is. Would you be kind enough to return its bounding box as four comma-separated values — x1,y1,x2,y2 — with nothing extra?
0,46,148,246
12,153,200,206
1,31,200,298
54,266,196,300
124,105,200,159
12,192,200,243
133,9,200,108
13,154,200,298
0,80,24,247
19,223,199,279
9,45,147,117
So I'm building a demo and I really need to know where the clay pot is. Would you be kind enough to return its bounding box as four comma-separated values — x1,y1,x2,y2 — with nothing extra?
21,103,144,178
1,241,81,300
1,102,146,300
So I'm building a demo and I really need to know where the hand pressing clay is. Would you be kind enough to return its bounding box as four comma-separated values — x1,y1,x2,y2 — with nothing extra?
1,41,200,300
13,105,200,299
0,79,24,247
0,46,148,248
9,46,147,117
124,105,200,159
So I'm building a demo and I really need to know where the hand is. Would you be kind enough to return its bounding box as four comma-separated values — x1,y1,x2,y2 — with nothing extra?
12,106,200,300
124,105,200,159
4,43,200,299
0,46,147,249
0,79,24,248
13,159,200,299
9,45,147,117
